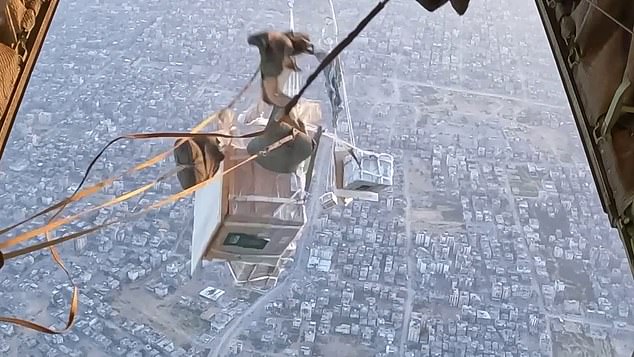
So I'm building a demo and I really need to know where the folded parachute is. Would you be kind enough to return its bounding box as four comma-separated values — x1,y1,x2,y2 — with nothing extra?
174,136,225,190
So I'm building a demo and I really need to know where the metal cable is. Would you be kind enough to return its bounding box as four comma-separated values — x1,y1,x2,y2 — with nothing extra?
582,0,633,36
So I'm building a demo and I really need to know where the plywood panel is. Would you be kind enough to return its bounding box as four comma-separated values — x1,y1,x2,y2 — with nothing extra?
191,162,224,275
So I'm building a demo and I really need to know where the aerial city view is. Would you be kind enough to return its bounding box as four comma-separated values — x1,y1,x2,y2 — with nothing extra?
0,0,632,356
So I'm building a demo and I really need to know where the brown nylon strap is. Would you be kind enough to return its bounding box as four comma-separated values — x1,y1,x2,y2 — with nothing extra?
3,133,294,259
284,0,391,115
0,167,185,335
37,229,77,335
0,167,184,250
0,288,78,334
0,123,228,236
5,224,107,260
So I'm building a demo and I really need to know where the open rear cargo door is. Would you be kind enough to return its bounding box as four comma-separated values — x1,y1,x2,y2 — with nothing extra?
535,0,634,275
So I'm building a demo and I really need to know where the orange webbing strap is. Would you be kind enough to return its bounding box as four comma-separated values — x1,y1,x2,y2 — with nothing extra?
0,133,293,334
0,165,185,250
0,66,259,336
0,129,268,250
0,236,80,334
0,166,185,334
0,68,259,237
283,0,390,115
0,118,228,237
3,133,294,259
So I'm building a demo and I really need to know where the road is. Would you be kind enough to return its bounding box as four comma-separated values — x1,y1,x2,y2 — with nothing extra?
399,162,415,356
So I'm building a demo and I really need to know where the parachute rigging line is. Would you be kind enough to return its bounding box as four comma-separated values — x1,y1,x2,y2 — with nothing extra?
0,68,260,237
0,133,294,334
0,129,281,251
0,0,392,334
0,68,259,335
284,0,391,115
0,165,186,334
1,165,188,256
0,166,186,250
2,133,295,259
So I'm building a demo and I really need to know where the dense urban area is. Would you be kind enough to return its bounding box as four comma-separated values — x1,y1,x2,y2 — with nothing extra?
0,0,633,357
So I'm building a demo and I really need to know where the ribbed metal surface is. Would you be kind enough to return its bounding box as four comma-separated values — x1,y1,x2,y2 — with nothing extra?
0,42,20,113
